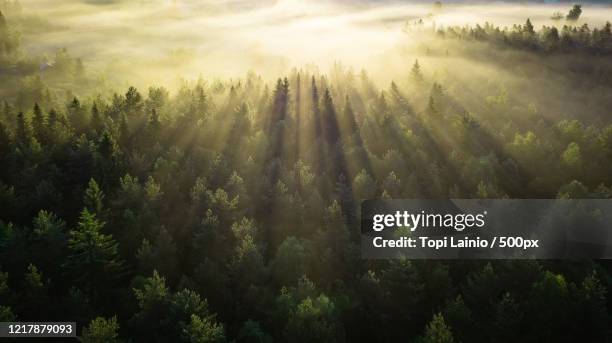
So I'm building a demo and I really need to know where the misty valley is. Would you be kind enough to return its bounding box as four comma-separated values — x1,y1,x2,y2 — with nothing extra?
0,1,611,342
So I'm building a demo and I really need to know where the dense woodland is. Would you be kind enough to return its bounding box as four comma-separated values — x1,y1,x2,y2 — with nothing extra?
1,5,612,343
437,19,612,55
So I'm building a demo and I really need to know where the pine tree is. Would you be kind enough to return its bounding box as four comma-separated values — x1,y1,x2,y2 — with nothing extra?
2,101,11,122
411,59,423,81
32,102,45,142
353,169,376,200
0,10,7,32
149,108,161,131
424,313,455,343
0,121,10,161
47,108,58,127
31,210,68,276
91,102,103,133
149,227,179,283
322,89,340,145
294,73,302,161
98,130,118,160
19,264,50,319
567,4,582,21
63,209,122,291
131,270,171,340
524,18,535,35
284,294,340,343
383,172,401,197
119,113,129,146
82,316,120,343
134,270,169,314
236,320,271,343
342,95,358,134
427,96,438,116
147,108,162,145
272,78,289,123
15,110,40,150
311,76,319,111
84,178,106,218
0,267,14,321
68,97,86,133
16,111,28,145
124,86,143,116
184,314,225,343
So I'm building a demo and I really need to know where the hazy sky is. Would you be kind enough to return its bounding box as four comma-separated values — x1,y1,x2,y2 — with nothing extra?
13,0,612,84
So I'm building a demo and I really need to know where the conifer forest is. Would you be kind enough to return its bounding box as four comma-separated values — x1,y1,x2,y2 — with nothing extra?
0,1,611,342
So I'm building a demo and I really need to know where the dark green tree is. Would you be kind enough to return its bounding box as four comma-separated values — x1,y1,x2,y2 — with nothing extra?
423,313,454,343
567,4,582,21
82,316,120,343
84,178,106,218
63,209,122,294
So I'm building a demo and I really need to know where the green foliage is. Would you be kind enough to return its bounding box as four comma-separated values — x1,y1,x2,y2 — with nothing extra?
284,294,342,343
236,320,272,343
353,169,376,200
184,314,225,343
567,4,582,21
0,268,15,321
562,142,582,167
273,236,313,287
84,178,105,217
524,18,534,36
0,305,15,321
411,59,423,81
82,316,120,343
134,270,169,312
557,180,589,199
170,289,217,339
574,272,608,339
0,7,611,342
438,20,612,55
443,296,473,343
230,217,265,288
24,263,46,294
31,210,67,264
63,209,122,291
423,313,454,343
131,271,225,342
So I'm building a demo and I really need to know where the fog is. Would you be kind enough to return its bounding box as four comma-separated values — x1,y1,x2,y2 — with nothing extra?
12,0,612,87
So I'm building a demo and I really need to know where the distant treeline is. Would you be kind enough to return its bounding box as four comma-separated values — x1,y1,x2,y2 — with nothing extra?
437,20,612,54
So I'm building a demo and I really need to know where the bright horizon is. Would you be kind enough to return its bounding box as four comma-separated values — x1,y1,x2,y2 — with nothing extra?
13,0,612,86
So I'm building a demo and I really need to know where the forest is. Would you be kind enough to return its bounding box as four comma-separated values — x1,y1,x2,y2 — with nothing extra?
1,1,612,342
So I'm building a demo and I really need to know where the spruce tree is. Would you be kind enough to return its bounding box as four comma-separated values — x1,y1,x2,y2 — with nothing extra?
32,103,45,142
84,178,106,218
424,313,455,343
63,209,122,292
411,59,423,81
